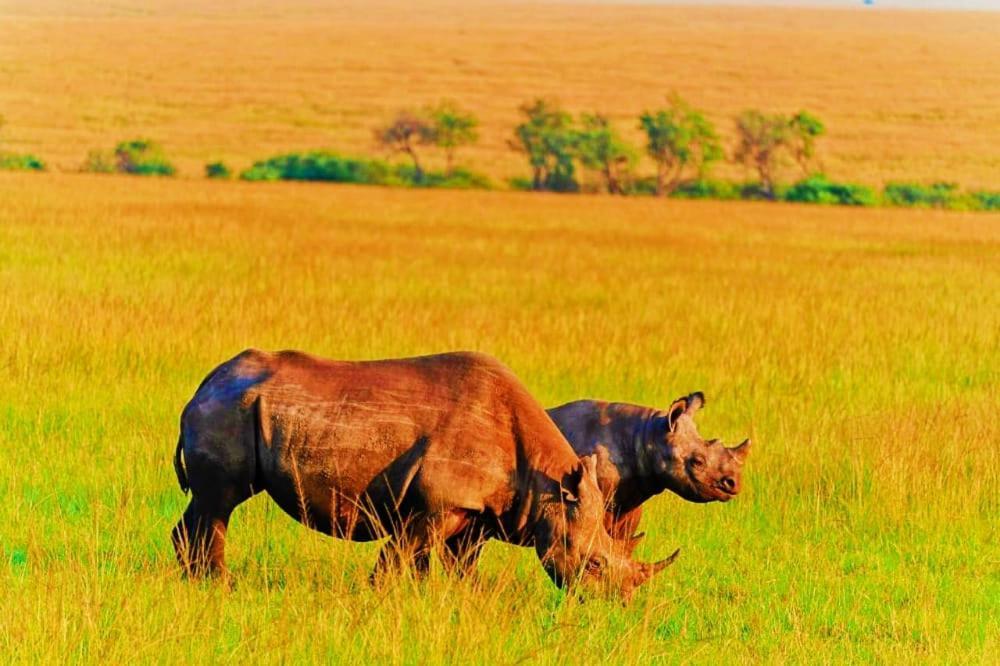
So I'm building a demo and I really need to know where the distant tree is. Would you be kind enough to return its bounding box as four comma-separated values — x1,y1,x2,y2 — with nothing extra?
375,112,437,181
510,99,578,192
732,110,791,198
639,94,723,196
428,101,478,176
788,111,825,176
575,114,635,195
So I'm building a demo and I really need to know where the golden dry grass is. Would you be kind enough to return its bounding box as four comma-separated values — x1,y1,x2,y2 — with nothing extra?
1,172,998,662
2,1,1000,187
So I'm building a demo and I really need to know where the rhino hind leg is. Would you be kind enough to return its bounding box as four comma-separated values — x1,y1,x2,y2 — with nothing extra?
172,418,258,579
172,498,234,578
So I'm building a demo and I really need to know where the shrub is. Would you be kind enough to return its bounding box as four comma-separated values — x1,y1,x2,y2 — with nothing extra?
81,149,116,174
971,190,1000,211
784,175,876,206
114,139,176,176
238,152,490,190
205,161,231,179
883,182,960,209
239,152,392,184
395,165,491,190
670,180,740,201
0,153,45,171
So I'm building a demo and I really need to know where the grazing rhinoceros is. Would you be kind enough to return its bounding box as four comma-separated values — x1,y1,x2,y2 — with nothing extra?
172,349,676,597
547,393,751,556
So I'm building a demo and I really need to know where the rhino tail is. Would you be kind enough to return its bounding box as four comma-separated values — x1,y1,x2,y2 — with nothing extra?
174,428,189,494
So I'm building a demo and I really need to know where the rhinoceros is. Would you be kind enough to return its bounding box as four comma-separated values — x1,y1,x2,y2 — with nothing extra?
172,350,675,597
547,393,751,556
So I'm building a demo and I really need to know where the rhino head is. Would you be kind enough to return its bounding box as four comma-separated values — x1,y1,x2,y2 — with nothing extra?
535,454,678,601
649,392,751,503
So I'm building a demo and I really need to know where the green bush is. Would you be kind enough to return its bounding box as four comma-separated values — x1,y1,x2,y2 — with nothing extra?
970,191,1000,211
784,175,876,206
114,139,175,176
509,172,574,193
205,161,232,179
0,153,45,171
883,182,960,209
239,151,491,190
395,165,491,189
239,163,284,182
239,152,392,184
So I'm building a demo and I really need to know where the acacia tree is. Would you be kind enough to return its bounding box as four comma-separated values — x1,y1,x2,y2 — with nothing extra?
789,110,825,176
375,112,437,181
510,99,578,192
428,101,478,176
575,114,635,195
639,94,722,196
732,110,791,198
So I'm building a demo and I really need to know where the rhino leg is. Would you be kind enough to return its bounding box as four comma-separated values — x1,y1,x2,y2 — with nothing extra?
172,498,235,578
371,537,432,585
440,523,490,577
172,416,258,579
370,510,471,584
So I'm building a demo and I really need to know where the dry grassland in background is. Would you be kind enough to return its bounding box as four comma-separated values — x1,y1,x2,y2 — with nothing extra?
1,1,1000,187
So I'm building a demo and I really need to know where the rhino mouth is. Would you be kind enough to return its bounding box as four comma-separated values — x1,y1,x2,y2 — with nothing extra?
712,483,738,501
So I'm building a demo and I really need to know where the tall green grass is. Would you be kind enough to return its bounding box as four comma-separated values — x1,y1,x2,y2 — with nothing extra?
1,174,997,663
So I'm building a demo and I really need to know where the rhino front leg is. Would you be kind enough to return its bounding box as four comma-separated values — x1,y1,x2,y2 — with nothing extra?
370,510,470,584
371,535,432,585
440,523,490,577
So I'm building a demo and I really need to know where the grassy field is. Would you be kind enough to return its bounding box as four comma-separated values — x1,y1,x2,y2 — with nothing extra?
1,172,998,662
2,1,1000,188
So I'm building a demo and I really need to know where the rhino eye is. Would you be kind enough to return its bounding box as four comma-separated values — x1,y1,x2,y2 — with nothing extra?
586,555,608,575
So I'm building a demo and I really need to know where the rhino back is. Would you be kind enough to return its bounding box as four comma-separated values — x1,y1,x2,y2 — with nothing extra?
185,350,576,539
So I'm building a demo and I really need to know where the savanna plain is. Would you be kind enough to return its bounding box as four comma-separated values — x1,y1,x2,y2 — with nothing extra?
1,1,999,664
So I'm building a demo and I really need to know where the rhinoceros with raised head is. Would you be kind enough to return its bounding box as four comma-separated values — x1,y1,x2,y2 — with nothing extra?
172,350,676,597
547,392,751,555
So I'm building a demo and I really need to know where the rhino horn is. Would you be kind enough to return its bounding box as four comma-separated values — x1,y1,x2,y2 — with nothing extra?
730,438,752,463
650,548,681,574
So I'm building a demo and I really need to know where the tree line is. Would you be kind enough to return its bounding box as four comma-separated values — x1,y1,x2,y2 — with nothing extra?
1,102,998,212
367,95,826,199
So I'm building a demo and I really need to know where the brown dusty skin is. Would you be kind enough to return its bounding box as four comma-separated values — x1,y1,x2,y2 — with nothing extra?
548,393,751,556
172,349,675,598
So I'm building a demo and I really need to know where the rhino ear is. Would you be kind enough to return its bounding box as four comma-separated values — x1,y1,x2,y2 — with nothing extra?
685,392,705,414
561,463,584,504
666,392,705,431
